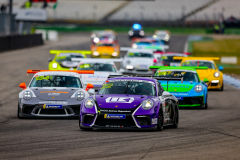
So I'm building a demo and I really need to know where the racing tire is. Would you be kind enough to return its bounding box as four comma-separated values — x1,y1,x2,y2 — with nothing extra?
171,106,179,128
157,108,163,131
204,94,208,109
219,83,224,91
17,103,22,119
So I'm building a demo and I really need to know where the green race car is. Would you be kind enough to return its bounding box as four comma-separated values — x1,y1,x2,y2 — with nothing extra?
150,66,209,109
48,50,91,70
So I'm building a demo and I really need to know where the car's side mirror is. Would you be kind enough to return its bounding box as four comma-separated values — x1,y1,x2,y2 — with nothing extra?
162,91,171,97
203,78,209,83
88,89,95,95
48,58,52,62
19,83,27,90
219,66,224,71
85,83,94,91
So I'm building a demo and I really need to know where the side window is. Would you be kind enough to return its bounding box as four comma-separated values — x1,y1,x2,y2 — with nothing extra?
157,81,163,96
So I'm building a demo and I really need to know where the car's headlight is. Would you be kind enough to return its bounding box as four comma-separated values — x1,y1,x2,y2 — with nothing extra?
112,52,118,57
214,72,220,77
93,51,99,56
93,37,99,43
126,65,134,70
194,85,203,92
75,91,85,101
52,63,57,68
85,98,95,109
140,30,145,36
23,91,32,100
128,30,133,36
132,44,137,49
142,99,154,110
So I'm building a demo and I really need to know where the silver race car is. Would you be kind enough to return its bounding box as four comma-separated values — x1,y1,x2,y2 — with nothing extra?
18,70,95,118
73,58,122,91
120,49,154,75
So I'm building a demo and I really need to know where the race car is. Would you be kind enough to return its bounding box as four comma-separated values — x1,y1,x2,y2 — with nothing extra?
18,70,95,118
48,50,91,70
153,30,171,44
91,30,116,44
120,49,155,75
131,37,166,51
150,66,209,109
177,57,224,91
128,23,145,39
91,40,120,58
74,58,122,91
154,53,188,67
79,76,179,130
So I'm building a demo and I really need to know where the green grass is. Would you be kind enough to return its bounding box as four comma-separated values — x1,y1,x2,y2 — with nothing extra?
35,25,240,35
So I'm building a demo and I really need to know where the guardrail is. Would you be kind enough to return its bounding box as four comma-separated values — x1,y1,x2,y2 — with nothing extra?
0,34,43,52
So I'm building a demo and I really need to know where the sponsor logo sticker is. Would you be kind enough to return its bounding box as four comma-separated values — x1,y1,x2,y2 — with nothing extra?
43,104,63,109
104,114,126,119
105,97,134,103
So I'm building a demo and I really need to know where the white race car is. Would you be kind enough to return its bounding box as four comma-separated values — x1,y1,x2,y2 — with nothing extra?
73,58,122,91
120,49,154,75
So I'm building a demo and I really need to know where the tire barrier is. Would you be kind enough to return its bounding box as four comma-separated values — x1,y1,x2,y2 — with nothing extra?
0,34,43,52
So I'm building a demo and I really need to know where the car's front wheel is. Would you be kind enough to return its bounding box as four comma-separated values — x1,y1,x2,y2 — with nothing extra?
219,83,224,91
172,106,179,128
157,108,163,131
17,103,22,119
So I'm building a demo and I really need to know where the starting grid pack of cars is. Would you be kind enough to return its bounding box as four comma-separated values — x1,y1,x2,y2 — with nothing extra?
18,24,224,131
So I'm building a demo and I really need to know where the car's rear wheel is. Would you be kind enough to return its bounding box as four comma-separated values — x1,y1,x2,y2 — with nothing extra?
157,108,163,131
172,106,179,128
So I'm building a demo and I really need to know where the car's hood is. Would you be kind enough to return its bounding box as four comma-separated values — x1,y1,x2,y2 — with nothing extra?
96,46,115,53
31,88,77,101
81,72,118,85
159,81,197,92
127,58,153,69
196,69,216,80
96,94,149,109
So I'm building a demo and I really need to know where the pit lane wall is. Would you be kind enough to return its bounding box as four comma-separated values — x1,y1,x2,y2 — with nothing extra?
0,34,43,52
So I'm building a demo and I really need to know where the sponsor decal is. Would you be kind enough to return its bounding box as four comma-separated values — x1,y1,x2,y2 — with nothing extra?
176,97,183,100
106,125,123,128
106,97,134,103
104,114,126,119
40,91,68,94
39,101,67,104
100,109,131,113
48,93,60,96
152,118,158,124
43,104,63,109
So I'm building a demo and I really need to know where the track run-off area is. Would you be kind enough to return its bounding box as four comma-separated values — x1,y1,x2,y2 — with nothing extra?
0,33,240,160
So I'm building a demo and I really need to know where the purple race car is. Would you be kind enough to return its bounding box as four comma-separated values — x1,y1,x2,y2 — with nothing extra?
79,76,179,131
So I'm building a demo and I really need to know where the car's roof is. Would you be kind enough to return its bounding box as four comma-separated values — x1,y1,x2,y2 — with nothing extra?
108,77,156,83
161,53,188,57
34,71,80,77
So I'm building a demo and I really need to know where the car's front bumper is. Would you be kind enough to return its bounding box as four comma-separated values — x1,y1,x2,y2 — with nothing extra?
174,96,205,108
206,80,223,90
91,54,119,59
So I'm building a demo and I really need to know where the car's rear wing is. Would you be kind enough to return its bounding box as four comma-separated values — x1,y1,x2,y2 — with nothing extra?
120,45,169,51
149,66,208,70
27,70,94,74
71,58,122,62
173,57,220,61
50,50,91,55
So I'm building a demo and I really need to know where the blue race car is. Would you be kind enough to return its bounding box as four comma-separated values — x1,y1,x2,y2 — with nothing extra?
150,66,209,109
79,76,180,131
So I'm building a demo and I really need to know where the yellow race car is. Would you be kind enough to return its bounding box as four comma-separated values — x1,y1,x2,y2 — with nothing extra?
176,57,224,91
48,50,91,70
91,40,120,58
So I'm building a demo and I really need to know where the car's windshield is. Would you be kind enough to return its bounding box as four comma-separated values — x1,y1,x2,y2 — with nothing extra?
155,70,199,82
136,42,151,45
55,53,84,62
181,60,215,69
127,52,153,58
160,55,183,63
96,43,114,47
77,63,116,72
98,81,156,96
30,76,82,88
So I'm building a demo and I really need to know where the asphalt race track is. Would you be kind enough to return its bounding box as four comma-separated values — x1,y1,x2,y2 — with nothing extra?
1,33,240,160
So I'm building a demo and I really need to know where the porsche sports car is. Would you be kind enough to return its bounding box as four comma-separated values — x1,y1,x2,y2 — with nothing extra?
75,59,122,91
79,76,179,130
91,40,120,58
18,70,95,118
178,57,224,91
153,30,171,44
120,49,155,75
150,66,209,109
48,50,91,70
131,37,168,51
128,23,145,39
154,53,188,67
91,30,116,44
